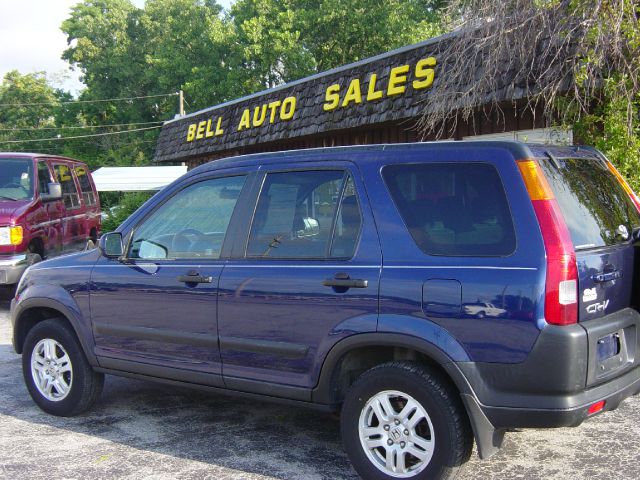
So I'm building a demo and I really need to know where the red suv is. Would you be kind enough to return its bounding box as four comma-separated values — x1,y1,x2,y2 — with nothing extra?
0,153,101,284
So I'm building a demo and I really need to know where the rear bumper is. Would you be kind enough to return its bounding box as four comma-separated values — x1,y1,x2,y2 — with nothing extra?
453,308,640,457
478,364,640,429
0,254,30,284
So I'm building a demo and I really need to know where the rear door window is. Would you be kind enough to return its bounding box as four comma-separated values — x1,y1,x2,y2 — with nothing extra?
53,164,80,209
538,157,640,250
74,166,97,206
383,162,516,256
246,170,362,258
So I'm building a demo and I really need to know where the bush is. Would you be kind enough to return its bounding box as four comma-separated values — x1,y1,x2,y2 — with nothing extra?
101,192,154,233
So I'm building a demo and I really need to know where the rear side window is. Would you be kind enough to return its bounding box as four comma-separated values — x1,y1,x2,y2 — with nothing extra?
53,164,80,209
74,166,97,206
538,157,640,250
383,163,516,256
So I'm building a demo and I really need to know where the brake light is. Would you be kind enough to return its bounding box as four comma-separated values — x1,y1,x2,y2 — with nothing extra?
606,161,640,214
517,160,578,326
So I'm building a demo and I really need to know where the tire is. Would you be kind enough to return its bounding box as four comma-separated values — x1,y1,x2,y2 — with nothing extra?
341,361,473,480
22,318,104,416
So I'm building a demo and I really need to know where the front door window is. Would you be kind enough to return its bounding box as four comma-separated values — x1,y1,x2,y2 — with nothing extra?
130,175,246,260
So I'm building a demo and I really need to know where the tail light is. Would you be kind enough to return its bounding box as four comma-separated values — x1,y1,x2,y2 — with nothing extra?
517,160,578,326
605,161,640,214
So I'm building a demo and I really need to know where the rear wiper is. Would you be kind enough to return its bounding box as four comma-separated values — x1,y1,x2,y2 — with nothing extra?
0,195,18,201
545,151,562,170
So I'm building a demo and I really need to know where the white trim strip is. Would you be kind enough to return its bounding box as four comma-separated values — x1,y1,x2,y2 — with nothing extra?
384,265,538,271
40,263,536,271
224,264,379,268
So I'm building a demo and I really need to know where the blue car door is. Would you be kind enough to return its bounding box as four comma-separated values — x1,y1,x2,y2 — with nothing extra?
217,161,382,396
90,171,250,386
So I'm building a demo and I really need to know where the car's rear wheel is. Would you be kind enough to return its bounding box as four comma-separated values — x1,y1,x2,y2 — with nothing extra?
341,361,472,480
22,318,104,416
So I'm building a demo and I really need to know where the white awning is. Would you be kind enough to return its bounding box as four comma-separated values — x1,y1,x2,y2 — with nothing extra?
91,166,188,192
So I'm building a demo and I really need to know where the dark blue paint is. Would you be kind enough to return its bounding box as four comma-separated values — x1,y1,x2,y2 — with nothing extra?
576,245,634,322
217,160,382,388
422,279,462,318
90,256,225,374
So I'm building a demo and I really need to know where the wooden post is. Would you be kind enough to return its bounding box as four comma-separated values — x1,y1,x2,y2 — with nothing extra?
179,90,185,116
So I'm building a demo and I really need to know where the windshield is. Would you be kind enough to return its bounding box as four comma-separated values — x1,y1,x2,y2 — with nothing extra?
538,156,640,250
0,159,34,200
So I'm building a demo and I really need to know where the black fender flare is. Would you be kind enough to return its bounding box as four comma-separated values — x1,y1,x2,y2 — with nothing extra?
311,332,503,459
311,332,472,404
12,295,98,366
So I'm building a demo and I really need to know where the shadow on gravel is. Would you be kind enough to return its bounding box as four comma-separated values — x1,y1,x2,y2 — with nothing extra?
0,339,357,480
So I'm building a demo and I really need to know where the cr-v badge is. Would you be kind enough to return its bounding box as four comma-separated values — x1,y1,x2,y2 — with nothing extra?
586,300,610,314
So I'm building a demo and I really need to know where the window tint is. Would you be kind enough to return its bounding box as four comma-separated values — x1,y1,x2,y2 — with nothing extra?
130,176,245,260
53,164,80,209
538,157,640,250
247,170,360,258
75,166,97,206
383,163,516,256
37,162,51,195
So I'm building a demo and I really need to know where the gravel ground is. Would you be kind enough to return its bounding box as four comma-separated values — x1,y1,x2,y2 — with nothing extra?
0,290,638,479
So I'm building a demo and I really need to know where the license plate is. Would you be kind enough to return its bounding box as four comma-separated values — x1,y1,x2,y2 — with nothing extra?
597,333,620,362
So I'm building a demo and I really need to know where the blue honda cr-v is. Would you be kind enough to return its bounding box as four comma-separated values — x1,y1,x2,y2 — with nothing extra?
11,142,640,479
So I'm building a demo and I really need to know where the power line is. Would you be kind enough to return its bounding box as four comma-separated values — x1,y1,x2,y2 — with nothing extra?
0,121,164,132
0,125,163,144
0,92,179,108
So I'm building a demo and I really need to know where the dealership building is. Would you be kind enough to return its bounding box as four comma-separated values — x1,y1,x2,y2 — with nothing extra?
153,32,571,168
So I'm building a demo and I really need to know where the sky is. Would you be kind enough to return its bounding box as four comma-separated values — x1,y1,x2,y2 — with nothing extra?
0,0,232,95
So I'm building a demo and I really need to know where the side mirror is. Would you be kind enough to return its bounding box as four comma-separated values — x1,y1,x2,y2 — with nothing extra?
138,240,168,259
100,232,124,258
296,217,320,238
41,182,62,202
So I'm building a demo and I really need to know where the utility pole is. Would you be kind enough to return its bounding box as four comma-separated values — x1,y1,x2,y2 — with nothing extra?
179,90,185,116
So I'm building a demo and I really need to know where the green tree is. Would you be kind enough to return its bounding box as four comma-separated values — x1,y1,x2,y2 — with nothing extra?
61,0,159,165
0,71,70,154
60,0,236,166
229,0,316,91
295,0,444,72
229,0,444,91
140,0,238,108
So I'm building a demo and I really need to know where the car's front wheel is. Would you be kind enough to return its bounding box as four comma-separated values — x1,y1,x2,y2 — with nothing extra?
22,318,104,416
341,361,472,480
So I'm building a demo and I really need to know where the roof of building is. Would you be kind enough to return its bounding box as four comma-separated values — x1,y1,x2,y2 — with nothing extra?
156,29,535,164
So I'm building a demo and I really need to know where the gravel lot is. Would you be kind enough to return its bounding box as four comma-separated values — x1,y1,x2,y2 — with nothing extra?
0,289,639,480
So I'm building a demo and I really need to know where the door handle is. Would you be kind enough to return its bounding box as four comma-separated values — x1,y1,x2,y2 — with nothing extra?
322,272,368,289
177,270,213,284
591,270,623,283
